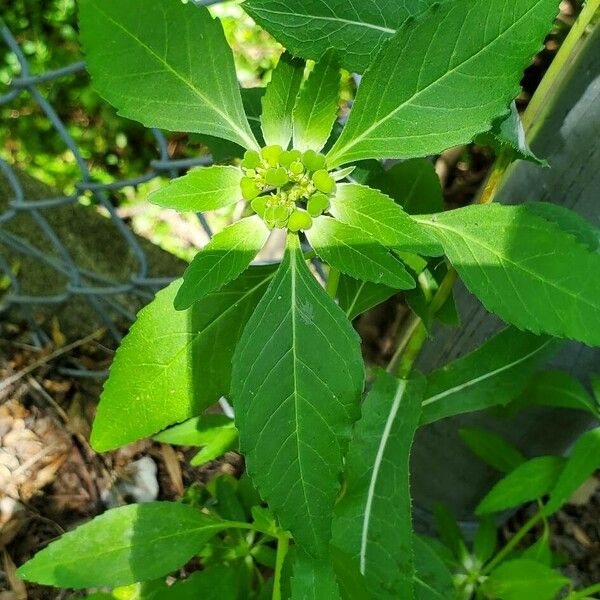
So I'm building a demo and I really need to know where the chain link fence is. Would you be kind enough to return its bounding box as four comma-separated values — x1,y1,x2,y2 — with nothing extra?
0,1,224,361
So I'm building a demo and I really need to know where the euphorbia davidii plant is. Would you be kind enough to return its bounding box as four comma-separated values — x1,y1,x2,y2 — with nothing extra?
18,0,600,598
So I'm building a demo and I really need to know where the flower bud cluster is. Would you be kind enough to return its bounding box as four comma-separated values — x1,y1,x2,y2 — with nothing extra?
240,145,336,231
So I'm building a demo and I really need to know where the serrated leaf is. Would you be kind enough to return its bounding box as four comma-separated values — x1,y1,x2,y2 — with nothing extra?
149,166,242,212
421,327,557,425
333,372,423,599
291,552,340,600
545,427,600,514
524,202,600,252
326,0,560,166
175,216,269,310
367,159,444,215
261,53,305,148
307,217,415,289
480,559,569,600
413,536,455,600
92,266,275,451
476,456,566,515
79,0,258,149
244,0,445,74
293,51,341,152
418,203,600,345
337,276,398,320
329,184,442,256
477,102,545,165
17,503,228,588
459,427,525,473
515,369,600,418
231,235,364,556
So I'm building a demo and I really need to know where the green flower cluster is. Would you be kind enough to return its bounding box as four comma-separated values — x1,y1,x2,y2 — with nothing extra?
240,145,336,232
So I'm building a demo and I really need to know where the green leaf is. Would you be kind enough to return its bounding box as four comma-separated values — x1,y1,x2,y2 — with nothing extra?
417,203,600,345
515,369,600,418
473,517,497,564
476,456,566,515
337,276,398,320
175,216,269,310
330,547,372,600
545,427,600,514
191,87,266,160
153,416,238,467
79,0,258,149
244,0,444,74
92,266,274,451
293,51,341,152
521,524,552,566
291,552,340,600
154,566,238,600
432,503,468,563
477,102,545,165
261,53,305,148
481,559,569,600
367,159,444,215
524,202,600,252
306,216,415,289
329,184,442,256
326,0,560,166
420,327,557,425
149,166,242,213
231,235,364,556
332,372,423,599
17,503,228,588
459,427,526,474
413,536,456,600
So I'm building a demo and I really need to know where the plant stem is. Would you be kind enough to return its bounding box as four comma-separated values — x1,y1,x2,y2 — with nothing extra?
387,268,457,377
568,581,600,600
477,0,599,205
272,533,290,600
326,267,341,298
481,509,545,575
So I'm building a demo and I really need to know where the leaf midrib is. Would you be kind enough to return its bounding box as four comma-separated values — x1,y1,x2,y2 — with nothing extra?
247,5,396,35
329,0,543,162
90,0,257,150
422,218,600,313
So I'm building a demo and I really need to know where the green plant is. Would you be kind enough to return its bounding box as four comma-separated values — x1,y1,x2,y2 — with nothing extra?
16,0,600,598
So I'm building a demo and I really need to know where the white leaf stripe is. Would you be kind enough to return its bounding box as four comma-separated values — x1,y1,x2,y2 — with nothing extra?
360,378,407,573
422,339,553,407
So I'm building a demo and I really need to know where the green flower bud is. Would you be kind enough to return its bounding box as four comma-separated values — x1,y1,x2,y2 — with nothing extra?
261,144,283,166
288,209,313,232
265,166,289,187
241,149,261,169
289,161,304,176
307,192,330,217
241,177,261,200
312,169,335,194
302,149,327,172
251,196,267,216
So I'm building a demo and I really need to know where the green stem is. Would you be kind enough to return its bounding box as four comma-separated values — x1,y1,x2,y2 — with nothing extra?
272,533,290,600
477,0,599,204
326,267,341,298
568,582,600,600
388,268,457,377
481,509,545,575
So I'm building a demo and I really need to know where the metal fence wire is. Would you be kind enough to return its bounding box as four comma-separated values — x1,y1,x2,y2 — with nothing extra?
0,1,224,363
